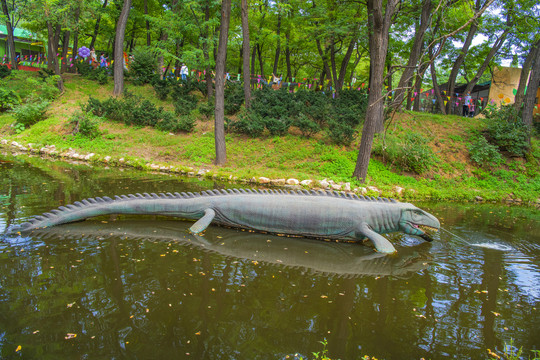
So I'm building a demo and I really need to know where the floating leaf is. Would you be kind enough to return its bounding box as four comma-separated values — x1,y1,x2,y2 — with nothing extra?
65,333,77,340
15,345,22,352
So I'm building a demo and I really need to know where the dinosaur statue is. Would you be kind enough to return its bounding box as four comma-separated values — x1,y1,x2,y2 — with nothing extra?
23,220,432,278
10,188,440,254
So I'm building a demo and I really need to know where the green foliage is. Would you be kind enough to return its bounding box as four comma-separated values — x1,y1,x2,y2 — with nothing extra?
325,119,357,146
197,100,214,120
83,92,191,132
468,135,503,166
483,105,530,156
228,110,265,137
264,116,292,136
294,113,321,137
152,78,171,100
129,48,157,85
76,61,109,84
0,88,20,111
373,132,436,174
37,69,55,81
12,122,25,134
70,111,101,139
173,95,198,116
0,64,11,78
11,99,50,126
224,82,244,115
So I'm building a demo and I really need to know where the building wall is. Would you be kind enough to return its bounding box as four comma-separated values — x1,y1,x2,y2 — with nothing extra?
488,66,540,116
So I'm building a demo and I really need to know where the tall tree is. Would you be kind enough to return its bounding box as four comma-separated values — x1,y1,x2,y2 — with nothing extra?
1,0,17,70
113,0,131,96
241,0,251,108
90,0,108,50
522,43,540,140
353,0,399,181
214,0,231,165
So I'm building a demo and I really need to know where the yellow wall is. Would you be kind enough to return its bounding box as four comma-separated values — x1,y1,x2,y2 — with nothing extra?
488,66,540,116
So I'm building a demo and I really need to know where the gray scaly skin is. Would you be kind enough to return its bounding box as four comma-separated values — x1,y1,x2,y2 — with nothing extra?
10,189,441,254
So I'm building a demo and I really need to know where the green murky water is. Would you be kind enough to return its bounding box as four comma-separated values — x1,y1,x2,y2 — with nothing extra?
1,154,539,359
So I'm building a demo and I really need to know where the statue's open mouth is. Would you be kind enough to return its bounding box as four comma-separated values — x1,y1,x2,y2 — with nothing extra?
413,224,439,242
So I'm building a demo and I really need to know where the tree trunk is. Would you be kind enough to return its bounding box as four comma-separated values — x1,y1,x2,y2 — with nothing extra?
144,0,151,46
1,0,17,70
316,39,332,88
90,0,108,50
430,61,446,114
336,31,359,91
445,0,483,113
522,46,540,139
257,43,264,78
214,0,231,165
61,31,70,73
157,31,168,80
241,0,252,108
514,38,540,112
353,0,399,181
46,21,64,92
113,0,131,96
285,28,292,82
272,11,281,75
391,0,431,110
204,0,213,99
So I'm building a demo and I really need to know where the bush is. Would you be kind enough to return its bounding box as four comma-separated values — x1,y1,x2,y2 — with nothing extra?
129,48,157,85
70,112,101,139
373,132,436,174
37,69,55,81
224,82,244,115
229,111,265,137
264,116,292,136
468,135,503,166
173,95,198,116
11,99,50,126
198,100,214,120
483,104,530,157
155,113,195,133
152,78,170,100
0,64,11,78
0,88,20,111
326,119,357,146
294,113,321,137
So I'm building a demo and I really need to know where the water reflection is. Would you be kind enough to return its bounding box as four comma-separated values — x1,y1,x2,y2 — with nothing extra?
1,154,539,359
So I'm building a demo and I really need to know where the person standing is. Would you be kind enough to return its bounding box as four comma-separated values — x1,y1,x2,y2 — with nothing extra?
463,93,471,117
90,48,97,69
100,53,108,68
180,64,188,80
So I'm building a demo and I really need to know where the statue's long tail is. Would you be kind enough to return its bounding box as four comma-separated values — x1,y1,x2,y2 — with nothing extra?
8,192,201,234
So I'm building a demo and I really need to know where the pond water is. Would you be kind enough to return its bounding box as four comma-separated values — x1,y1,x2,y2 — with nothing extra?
1,154,539,359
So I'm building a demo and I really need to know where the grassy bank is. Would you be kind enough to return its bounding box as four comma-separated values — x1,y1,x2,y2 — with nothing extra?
1,71,539,204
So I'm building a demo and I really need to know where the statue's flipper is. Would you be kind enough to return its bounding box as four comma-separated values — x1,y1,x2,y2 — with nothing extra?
189,208,216,234
357,225,397,254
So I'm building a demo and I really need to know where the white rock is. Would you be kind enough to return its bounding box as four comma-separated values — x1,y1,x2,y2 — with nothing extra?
286,178,300,185
118,158,125,163
393,186,404,195
19,146,27,151
104,156,112,162
300,180,313,186
367,186,380,194
342,182,351,191
0,139,7,145
258,177,271,184
319,179,330,188
11,141,19,147
358,187,367,195
331,184,342,190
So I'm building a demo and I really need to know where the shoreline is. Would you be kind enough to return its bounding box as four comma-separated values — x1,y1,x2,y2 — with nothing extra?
2,138,538,208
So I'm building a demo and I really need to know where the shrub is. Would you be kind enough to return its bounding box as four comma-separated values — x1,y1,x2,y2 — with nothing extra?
11,99,50,126
294,113,321,137
70,112,101,139
37,69,55,81
0,64,11,78
152,78,170,100
155,113,195,133
224,82,244,115
229,111,265,137
264,116,291,136
0,88,20,111
198,100,214,120
173,95,198,116
483,104,530,157
468,136,503,166
129,48,157,85
373,132,436,174
326,119,357,146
